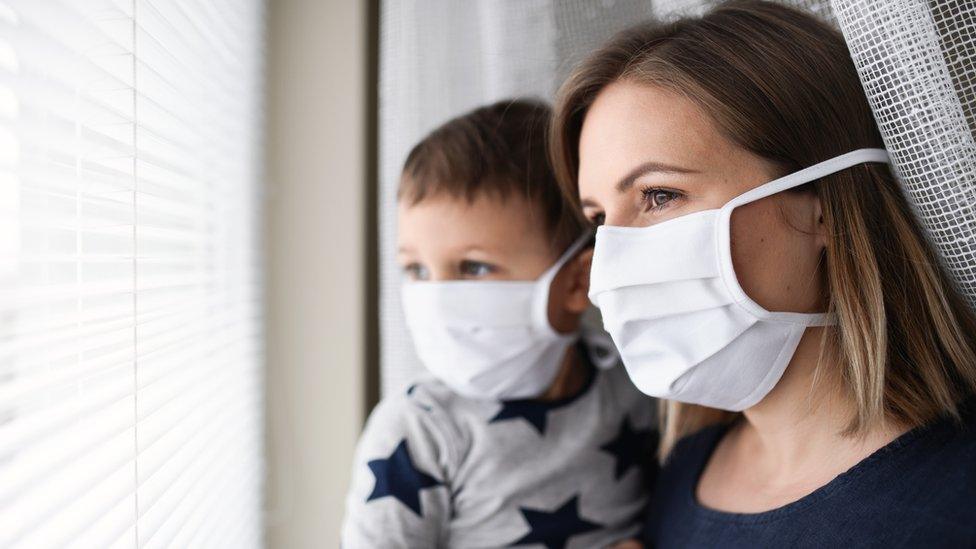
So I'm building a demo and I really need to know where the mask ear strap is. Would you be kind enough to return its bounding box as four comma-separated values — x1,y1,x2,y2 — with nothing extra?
724,148,891,211
533,230,595,333
537,230,595,288
716,148,890,324
580,329,620,370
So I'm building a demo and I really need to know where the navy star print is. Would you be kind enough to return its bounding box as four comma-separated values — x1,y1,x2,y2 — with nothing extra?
366,439,441,517
490,400,551,434
600,415,652,480
509,495,601,549
490,353,597,435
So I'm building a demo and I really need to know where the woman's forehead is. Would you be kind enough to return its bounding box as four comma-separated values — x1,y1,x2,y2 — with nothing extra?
577,81,731,195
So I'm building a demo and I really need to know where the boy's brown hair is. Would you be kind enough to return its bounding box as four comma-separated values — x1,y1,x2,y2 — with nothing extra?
399,99,587,252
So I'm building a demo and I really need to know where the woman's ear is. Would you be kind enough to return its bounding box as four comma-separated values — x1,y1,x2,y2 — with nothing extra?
786,190,827,249
813,195,827,249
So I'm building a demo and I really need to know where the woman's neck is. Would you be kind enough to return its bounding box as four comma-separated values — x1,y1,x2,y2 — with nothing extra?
698,327,907,511
741,327,904,473
744,328,848,460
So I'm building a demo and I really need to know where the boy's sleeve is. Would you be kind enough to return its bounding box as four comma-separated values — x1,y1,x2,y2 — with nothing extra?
341,390,456,548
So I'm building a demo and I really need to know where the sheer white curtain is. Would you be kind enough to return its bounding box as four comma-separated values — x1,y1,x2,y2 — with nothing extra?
0,1,265,547
379,0,976,396
832,0,976,308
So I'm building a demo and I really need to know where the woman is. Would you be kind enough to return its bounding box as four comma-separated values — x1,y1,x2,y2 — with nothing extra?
551,1,976,547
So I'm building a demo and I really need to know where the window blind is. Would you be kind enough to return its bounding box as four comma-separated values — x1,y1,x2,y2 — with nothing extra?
0,1,265,547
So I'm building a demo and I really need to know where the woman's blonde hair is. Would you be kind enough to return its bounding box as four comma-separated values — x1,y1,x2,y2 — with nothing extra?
550,0,976,458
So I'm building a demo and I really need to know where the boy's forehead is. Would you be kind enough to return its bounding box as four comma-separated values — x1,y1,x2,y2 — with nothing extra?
397,192,552,255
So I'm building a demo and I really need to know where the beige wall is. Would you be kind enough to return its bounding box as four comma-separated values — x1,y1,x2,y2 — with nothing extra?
265,0,371,546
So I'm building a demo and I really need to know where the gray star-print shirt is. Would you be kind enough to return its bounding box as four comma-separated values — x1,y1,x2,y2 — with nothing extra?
341,342,657,548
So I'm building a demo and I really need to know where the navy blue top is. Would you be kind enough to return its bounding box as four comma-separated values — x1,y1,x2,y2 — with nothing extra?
644,405,976,548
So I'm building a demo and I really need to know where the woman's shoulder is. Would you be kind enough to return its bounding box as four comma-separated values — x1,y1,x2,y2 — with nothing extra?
843,403,976,544
650,421,730,501
894,399,976,463
665,421,730,468
901,402,976,485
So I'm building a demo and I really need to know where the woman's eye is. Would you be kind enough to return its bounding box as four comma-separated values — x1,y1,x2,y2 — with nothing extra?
402,263,429,281
459,260,494,278
588,211,606,227
640,188,681,211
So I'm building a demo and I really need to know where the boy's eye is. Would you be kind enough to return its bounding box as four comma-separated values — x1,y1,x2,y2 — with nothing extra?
402,262,429,281
639,187,682,211
459,260,494,278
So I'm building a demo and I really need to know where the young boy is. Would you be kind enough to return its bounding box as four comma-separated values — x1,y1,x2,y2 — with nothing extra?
341,99,655,548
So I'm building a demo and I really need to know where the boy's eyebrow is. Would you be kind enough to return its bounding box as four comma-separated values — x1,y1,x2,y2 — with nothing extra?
615,161,699,193
460,245,494,255
397,244,496,255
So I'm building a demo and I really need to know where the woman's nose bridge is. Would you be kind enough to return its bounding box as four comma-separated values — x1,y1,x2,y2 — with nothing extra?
604,206,639,228
604,210,628,227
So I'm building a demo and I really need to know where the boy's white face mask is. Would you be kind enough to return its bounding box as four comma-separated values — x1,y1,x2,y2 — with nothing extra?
588,148,891,411
402,234,591,401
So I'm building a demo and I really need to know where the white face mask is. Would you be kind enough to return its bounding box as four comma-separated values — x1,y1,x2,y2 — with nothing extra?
402,233,591,400
588,148,891,411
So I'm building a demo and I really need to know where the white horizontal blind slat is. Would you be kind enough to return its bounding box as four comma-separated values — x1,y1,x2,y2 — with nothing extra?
0,0,265,546
0,0,138,547
132,0,265,547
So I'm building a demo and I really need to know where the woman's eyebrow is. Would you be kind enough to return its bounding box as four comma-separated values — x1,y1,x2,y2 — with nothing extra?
615,161,699,193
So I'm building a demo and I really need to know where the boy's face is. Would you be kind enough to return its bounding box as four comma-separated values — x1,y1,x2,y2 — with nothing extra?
397,192,558,282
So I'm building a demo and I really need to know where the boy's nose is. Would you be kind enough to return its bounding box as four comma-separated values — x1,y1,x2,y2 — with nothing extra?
428,266,461,282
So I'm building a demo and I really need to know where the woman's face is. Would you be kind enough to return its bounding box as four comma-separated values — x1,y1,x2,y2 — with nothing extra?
577,80,827,314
